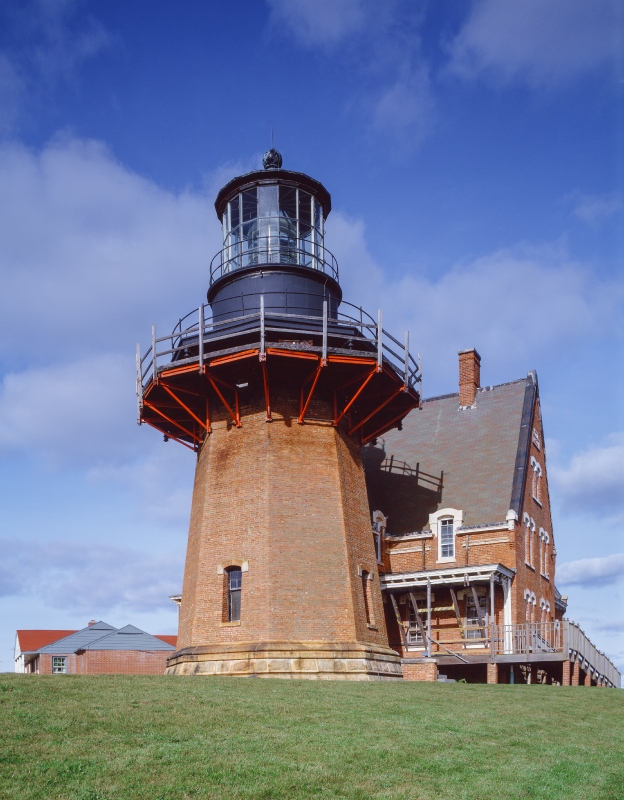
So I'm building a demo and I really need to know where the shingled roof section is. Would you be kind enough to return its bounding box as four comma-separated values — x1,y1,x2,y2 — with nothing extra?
83,624,175,651
38,621,117,654
363,376,530,534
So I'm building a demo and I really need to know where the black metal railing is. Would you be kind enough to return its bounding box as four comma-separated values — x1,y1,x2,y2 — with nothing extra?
209,235,339,284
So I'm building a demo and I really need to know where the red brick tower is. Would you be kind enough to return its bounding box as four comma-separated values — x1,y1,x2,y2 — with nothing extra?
137,151,421,678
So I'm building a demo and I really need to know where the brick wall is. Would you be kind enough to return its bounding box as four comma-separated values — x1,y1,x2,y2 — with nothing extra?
177,382,389,653
512,394,556,625
38,651,169,674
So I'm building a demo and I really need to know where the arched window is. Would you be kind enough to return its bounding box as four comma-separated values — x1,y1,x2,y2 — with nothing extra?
371,510,387,564
361,570,374,625
226,567,242,622
439,518,455,559
530,456,543,505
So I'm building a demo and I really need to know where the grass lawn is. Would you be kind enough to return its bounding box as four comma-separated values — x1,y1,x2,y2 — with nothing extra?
0,674,622,800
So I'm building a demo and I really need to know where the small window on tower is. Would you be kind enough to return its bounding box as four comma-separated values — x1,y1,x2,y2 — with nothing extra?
439,518,455,559
226,567,242,622
361,570,374,625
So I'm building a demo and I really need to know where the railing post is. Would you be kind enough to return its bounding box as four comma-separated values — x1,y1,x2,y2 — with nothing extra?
152,324,157,384
377,309,383,371
404,331,409,390
136,343,142,424
260,294,266,360
322,300,328,365
418,352,422,408
426,577,432,658
198,304,204,372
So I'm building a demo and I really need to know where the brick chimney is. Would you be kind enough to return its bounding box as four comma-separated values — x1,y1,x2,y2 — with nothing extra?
458,349,481,406
87,620,97,626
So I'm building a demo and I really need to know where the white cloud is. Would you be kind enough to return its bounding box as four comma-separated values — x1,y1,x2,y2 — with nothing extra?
557,553,624,586
267,0,372,47
551,433,624,512
329,212,623,390
0,0,110,132
267,1,434,150
370,63,435,148
0,537,183,613
0,137,219,368
565,190,622,227
0,354,135,467
446,0,621,88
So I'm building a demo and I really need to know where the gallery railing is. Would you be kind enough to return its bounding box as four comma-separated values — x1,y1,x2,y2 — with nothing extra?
137,298,421,397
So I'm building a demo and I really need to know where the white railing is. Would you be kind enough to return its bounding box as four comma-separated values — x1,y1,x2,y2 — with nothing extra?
137,299,421,402
564,620,621,688
407,620,620,687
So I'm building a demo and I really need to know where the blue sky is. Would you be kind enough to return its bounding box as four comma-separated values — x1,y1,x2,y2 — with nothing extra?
0,0,622,673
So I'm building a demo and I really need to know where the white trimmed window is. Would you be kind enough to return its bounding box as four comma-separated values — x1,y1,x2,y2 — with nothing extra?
539,529,550,578
440,518,454,559
52,656,67,674
523,513,536,568
524,590,536,623
430,508,463,563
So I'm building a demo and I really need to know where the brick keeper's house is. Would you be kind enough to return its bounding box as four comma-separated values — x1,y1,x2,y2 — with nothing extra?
14,621,176,675
364,349,620,687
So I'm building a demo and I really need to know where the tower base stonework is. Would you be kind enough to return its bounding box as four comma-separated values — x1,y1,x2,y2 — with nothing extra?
166,641,402,680
170,400,402,680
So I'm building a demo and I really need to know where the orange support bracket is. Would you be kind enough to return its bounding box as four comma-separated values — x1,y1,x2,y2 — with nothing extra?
206,372,241,428
143,418,197,451
298,362,324,424
160,383,210,432
261,360,272,422
334,368,376,426
144,400,200,444
348,386,404,436
361,407,415,445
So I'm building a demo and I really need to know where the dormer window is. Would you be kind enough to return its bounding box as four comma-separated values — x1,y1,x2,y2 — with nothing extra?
440,518,455,559
430,508,462,563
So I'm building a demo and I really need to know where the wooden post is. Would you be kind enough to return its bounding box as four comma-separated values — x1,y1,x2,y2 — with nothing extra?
489,576,495,658
426,578,432,657
389,593,409,651
449,587,465,644
471,585,486,639
408,593,428,649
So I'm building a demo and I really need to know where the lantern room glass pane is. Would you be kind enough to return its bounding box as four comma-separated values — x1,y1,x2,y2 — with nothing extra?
258,185,278,217
242,189,257,222
279,185,297,221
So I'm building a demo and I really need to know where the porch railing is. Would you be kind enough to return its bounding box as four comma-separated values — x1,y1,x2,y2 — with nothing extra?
406,620,620,687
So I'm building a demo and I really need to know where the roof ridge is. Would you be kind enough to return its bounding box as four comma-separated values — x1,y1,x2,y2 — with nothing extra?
423,376,527,404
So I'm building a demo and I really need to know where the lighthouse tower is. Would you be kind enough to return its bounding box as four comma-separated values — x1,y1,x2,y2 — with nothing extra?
137,151,421,679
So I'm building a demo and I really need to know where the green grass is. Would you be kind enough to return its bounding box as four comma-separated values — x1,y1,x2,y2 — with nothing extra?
0,675,622,800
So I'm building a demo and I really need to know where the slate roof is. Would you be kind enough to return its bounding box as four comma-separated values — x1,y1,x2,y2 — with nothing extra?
16,630,77,653
38,621,117,654
82,625,175,651
363,376,532,535
37,621,176,653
